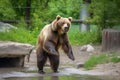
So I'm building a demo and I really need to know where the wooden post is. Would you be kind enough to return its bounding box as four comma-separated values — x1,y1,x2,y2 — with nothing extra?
102,29,120,52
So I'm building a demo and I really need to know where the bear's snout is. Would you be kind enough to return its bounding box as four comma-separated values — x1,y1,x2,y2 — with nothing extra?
64,26,69,31
62,24,69,32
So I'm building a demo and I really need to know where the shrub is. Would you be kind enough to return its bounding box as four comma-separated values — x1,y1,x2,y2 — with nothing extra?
68,24,100,45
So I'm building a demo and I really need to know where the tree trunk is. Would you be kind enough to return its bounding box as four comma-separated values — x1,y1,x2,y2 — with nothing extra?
102,29,120,52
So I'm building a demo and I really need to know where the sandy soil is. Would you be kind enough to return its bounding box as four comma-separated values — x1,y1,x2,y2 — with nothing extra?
25,45,120,76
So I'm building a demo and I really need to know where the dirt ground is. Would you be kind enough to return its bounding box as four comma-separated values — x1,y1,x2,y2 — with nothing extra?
25,45,120,76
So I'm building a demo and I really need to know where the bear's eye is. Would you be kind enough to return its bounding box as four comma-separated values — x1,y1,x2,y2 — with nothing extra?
67,23,70,27
61,22,65,25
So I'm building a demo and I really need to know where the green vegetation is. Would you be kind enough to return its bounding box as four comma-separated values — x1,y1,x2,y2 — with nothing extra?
111,55,120,63
0,0,120,45
90,0,120,31
69,24,100,45
0,0,82,30
1,0,120,30
0,24,101,45
84,53,120,70
0,27,37,45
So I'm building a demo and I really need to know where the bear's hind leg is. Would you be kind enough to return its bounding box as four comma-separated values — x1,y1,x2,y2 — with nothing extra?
48,54,59,73
37,51,47,74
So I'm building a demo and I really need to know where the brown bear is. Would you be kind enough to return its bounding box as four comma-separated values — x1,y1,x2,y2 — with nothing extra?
36,15,75,74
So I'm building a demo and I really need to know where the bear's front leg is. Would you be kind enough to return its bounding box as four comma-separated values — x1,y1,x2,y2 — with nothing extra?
61,34,75,61
43,41,59,55
62,43,75,61
67,46,75,61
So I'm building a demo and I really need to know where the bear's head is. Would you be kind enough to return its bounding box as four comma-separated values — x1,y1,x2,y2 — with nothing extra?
52,15,72,34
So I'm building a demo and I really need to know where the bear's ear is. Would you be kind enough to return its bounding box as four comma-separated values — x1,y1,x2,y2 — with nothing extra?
56,15,61,20
68,17,72,22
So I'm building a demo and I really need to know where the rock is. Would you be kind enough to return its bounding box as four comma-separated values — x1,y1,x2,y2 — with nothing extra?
0,41,35,67
80,45,87,51
80,44,94,52
86,44,95,52
0,41,34,57
0,22,17,32
76,62,84,68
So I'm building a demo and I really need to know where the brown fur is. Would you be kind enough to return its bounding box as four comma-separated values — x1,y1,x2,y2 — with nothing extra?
36,15,75,74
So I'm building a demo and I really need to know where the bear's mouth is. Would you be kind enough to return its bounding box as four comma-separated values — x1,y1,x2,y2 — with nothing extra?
64,28,69,33
62,26,69,32
64,27,69,31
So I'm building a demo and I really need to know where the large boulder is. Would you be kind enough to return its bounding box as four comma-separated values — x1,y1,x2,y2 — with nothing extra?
0,41,35,67
0,22,17,32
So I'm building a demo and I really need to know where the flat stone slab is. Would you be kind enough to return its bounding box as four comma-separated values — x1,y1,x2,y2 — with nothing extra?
0,41,34,57
0,41,35,67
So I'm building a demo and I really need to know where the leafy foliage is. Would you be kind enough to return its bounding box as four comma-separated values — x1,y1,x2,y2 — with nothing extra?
1,0,120,30
0,0,16,19
1,0,120,45
48,0,82,19
0,0,82,29
89,0,120,31
9,0,27,18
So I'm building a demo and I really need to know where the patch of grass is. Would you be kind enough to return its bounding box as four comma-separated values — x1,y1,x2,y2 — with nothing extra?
84,53,120,70
68,24,100,45
111,56,120,63
84,54,109,70
0,27,37,45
